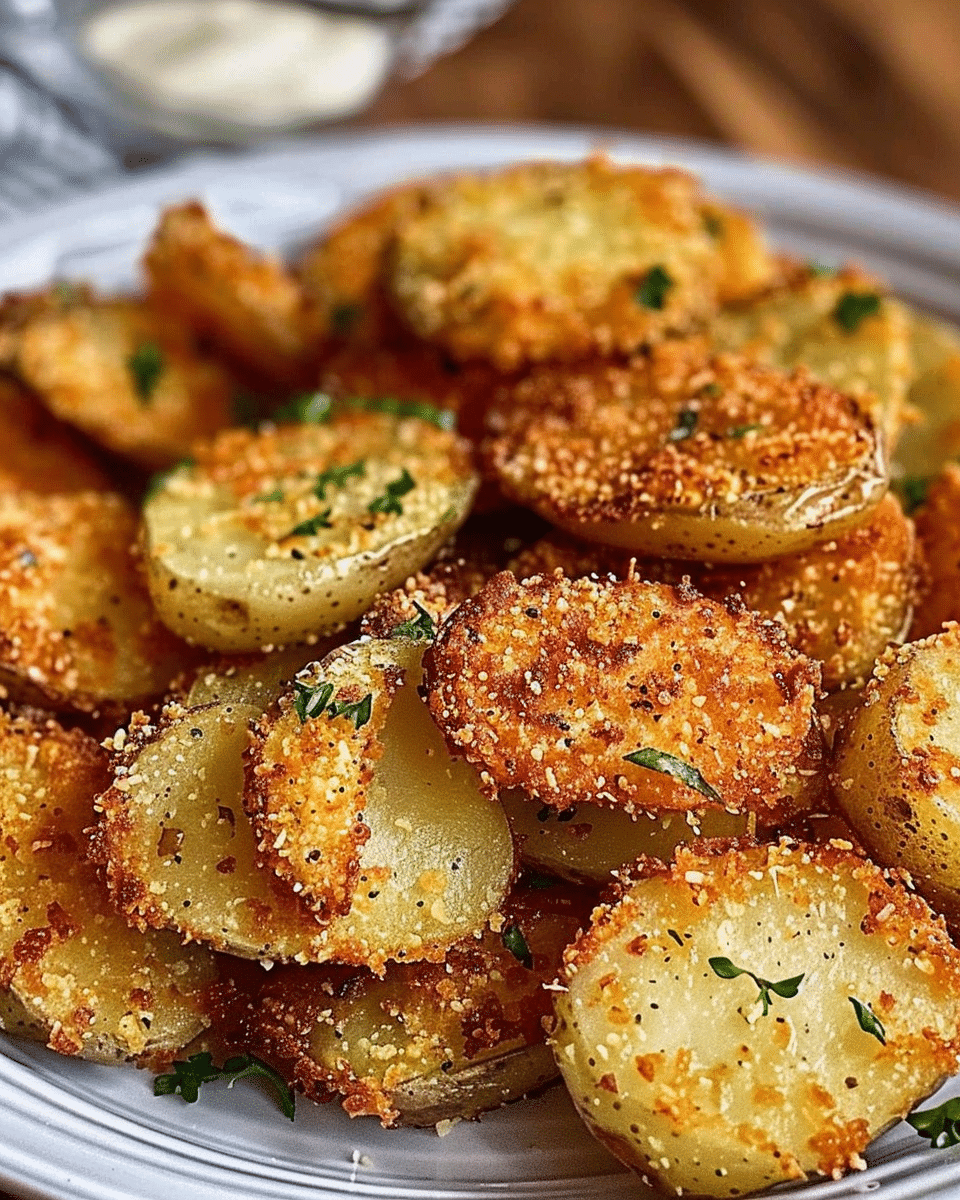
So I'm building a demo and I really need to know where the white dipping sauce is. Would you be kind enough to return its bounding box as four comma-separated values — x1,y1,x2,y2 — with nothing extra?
81,0,393,126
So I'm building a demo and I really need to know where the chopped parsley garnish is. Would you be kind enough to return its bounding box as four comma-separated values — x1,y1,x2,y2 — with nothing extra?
833,291,881,332
272,391,333,425
623,747,720,801
635,265,673,311
728,423,763,439
708,957,804,1017
341,395,456,432
287,509,332,538
908,1097,960,1148
143,457,194,503
369,468,416,516
154,1052,295,1120
668,409,698,442
703,212,723,238
292,679,372,729
331,303,362,335
232,390,271,428
391,601,436,642
894,475,929,514
807,262,836,278
128,342,165,404
253,487,284,504
849,997,886,1045
312,458,365,499
502,923,534,969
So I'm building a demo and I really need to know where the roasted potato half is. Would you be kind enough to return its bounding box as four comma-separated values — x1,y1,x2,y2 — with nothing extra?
144,201,318,388
892,309,960,479
0,490,194,718
710,264,911,446
832,627,960,923
0,286,235,469
388,159,744,370
251,884,586,1127
551,839,960,1197
141,411,478,651
246,636,516,970
510,491,919,692
485,341,886,562
425,572,823,818
0,710,217,1065
911,464,960,639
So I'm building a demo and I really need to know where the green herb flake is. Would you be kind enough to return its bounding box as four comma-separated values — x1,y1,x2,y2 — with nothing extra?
908,1097,960,1148
894,475,929,515
327,692,373,730
313,458,365,500
502,923,533,969
708,957,804,1017
369,468,416,517
391,601,436,642
623,747,720,801
807,262,837,278
635,265,674,311
343,395,456,432
272,391,333,425
703,212,723,238
293,679,334,723
231,390,271,428
253,487,284,504
849,996,886,1045
668,409,698,442
728,423,763,439
154,1052,295,1120
143,457,195,504
833,291,881,333
287,509,333,538
128,342,165,405
331,303,362,335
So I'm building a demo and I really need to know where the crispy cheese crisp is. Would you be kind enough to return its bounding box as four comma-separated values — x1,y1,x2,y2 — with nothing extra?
424,572,821,816
388,158,734,370
485,341,886,562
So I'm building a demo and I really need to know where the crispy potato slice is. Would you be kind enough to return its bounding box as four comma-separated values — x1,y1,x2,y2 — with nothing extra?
0,374,111,494
0,490,195,717
0,710,216,1064
510,492,919,692
250,884,586,1127
550,839,960,1197
359,555,492,639
704,202,777,305
501,790,751,884
388,159,734,370
484,341,886,562
0,286,234,469
297,182,433,348
911,464,960,638
144,201,318,388
246,636,516,969
892,309,960,478
425,572,822,817
141,412,478,651
832,627,960,923
710,265,911,446
96,700,334,962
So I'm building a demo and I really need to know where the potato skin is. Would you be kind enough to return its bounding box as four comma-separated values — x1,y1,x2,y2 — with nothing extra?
484,341,886,562
910,463,960,639
425,571,822,817
551,838,960,1196
832,628,960,923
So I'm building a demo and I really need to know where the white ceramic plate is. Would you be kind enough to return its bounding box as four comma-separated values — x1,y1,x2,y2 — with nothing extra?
2,124,960,1200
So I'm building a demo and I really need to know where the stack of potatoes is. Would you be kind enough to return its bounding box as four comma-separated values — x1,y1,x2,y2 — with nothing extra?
5,156,960,1198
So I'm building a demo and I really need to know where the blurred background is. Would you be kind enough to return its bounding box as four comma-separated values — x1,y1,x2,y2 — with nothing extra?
2,0,960,215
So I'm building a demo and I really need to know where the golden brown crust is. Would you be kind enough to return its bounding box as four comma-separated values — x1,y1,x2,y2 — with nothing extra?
388,158,729,370
0,490,195,718
424,571,821,815
144,201,318,388
911,463,960,639
510,492,919,692
0,285,235,469
484,341,884,554
359,556,493,640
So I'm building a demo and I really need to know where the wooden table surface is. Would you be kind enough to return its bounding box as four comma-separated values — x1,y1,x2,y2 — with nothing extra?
356,0,960,205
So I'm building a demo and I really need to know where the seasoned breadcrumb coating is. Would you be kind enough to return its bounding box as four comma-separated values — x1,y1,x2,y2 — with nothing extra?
389,159,741,370
424,571,821,816
910,464,960,639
